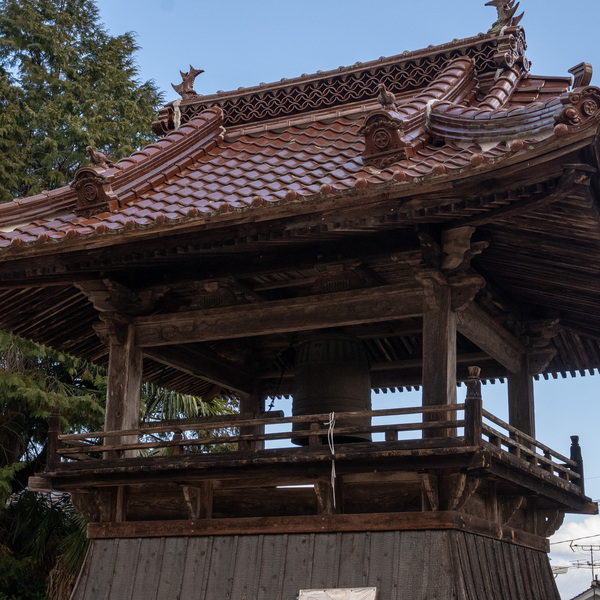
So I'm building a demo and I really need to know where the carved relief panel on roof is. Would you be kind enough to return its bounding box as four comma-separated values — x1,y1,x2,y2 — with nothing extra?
70,168,120,217
360,110,412,168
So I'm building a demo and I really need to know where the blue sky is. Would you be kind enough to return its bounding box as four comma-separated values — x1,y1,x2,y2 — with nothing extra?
95,1,600,597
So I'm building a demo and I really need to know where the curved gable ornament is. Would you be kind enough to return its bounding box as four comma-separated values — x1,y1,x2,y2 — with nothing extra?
70,168,120,217
555,87,600,128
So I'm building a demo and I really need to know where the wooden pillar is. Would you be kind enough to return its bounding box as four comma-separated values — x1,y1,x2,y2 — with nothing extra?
238,392,265,451
105,318,143,458
420,275,457,437
507,354,535,439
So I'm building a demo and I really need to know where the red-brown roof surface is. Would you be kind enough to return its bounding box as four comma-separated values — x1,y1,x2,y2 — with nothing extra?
1,26,594,253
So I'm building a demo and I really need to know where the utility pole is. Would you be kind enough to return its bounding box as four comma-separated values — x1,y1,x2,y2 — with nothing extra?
571,544,600,596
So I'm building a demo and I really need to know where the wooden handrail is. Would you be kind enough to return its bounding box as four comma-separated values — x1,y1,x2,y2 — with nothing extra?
58,418,465,456
481,424,579,480
59,404,466,442
482,409,576,467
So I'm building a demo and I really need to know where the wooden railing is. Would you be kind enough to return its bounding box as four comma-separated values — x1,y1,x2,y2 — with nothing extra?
54,404,466,458
481,410,583,488
46,369,585,494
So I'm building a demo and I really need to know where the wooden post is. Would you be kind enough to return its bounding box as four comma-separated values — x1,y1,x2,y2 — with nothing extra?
420,274,457,437
309,421,322,447
47,407,60,470
238,392,264,451
464,366,482,446
171,430,183,455
104,318,143,458
507,354,535,441
570,435,585,494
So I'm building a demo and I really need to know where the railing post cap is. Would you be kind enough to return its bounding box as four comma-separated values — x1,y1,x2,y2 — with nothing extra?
468,366,481,378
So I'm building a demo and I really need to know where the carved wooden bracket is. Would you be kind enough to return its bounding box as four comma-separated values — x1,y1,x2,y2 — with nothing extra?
449,274,486,312
521,317,560,374
76,279,169,316
70,167,120,217
528,348,557,375
360,110,413,168
419,229,488,274
415,269,484,313
535,509,565,538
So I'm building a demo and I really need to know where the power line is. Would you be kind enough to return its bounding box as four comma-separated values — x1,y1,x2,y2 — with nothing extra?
551,534,600,546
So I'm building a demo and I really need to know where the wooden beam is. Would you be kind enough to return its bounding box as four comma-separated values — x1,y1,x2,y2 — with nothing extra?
132,284,423,347
143,345,255,394
456,303,525,374
86,511,549,552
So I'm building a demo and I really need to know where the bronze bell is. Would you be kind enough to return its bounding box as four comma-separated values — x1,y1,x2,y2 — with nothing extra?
292,333,371,445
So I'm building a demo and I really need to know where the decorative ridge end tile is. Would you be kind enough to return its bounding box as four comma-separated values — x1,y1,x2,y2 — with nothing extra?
69,168,120,218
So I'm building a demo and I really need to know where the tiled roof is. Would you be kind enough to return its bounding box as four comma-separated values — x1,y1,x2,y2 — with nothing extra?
0,26,597,254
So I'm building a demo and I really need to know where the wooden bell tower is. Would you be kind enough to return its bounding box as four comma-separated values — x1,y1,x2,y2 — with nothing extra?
0,5,598,598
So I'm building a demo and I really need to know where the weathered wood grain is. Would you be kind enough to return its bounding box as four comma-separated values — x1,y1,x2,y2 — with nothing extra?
72,529,559,600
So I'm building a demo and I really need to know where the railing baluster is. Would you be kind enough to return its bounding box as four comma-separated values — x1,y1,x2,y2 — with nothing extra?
570,435,584,493
309,421,322,447
464,366,482,446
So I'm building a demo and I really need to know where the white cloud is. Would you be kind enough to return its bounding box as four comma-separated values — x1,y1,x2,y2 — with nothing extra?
551,516,600,599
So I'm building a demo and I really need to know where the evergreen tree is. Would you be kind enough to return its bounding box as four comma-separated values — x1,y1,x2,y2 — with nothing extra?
0,0,163,202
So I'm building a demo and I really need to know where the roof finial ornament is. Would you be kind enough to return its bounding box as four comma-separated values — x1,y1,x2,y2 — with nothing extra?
486,0,524,33
377,83,397,111
86,146,121,170
172,65,204,99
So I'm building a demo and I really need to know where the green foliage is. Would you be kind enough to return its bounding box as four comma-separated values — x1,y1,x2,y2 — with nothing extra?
0,547,46,600
0,0,163,202
0,330,106,491
141,381,236,423
0,492,83,599
0,463,25,505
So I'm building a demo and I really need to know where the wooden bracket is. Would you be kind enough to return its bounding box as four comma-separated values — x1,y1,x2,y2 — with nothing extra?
76,279,168,316
415,269,448,311
315,476,342,515
422,474,439,511
449,274,486,312
499,495,526,526
437,473,479,511
71,489,115,522
183,482,213,520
